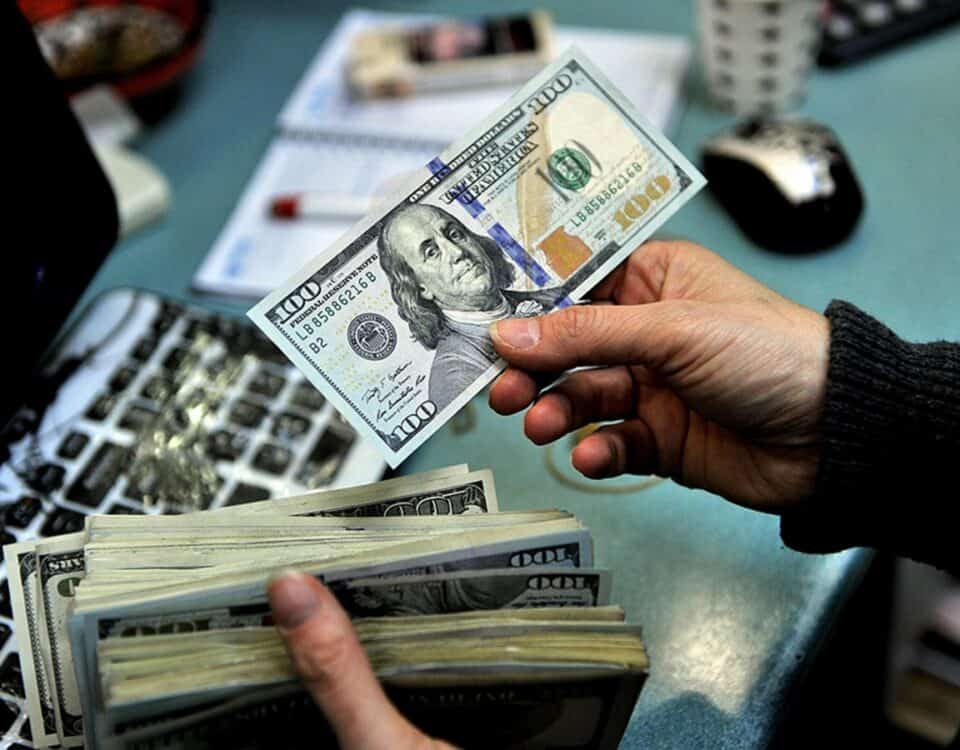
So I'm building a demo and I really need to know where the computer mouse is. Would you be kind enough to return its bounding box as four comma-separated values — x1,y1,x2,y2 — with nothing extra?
701,118,864,253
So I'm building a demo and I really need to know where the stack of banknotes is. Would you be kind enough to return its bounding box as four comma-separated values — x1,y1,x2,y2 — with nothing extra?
4,465,648,749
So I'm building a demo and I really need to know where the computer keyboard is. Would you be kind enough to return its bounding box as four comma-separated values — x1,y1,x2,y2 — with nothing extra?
0,288,386,747
819,0,960,66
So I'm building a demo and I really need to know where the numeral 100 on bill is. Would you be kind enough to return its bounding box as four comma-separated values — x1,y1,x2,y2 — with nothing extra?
613,174,672,231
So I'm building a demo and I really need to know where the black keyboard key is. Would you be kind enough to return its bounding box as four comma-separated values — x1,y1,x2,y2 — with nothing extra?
106,503,144,515
0,580,11,618
290,383,326,412
214,315,241,340
332,412,357,435
65,442,128,506
162,346,198,372
225,482,271,506
125,470,159,505
1,654,24,699
0,623,10,648
207,429,248,461
222,326,251,355
41,507,86,536
169,475,223,514
57,431,90,460
253,443,292,475
141,375,175,402
152,302,183,334
86,393,118,421
183,388,221,412
819,0,960,66
248,369,286,399
296,428,355,486
131,336,158,362
0,699,18,734
272,412,311,442
204,359,241,390
229,399,267,429
2,412,36,443
25,463,66,494
109,366,138,393
4,496,41,528
167,476,223,514
183,318,214,340
118,404,159,433
247,330,288,364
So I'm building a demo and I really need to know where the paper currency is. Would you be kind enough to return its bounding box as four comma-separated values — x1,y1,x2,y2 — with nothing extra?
333,566,611,616
99,612,647,750
104,672,646,750
2,464,648,749
3,541,60,747
3,465,497,748
249,47,706,466
72,521,594,745
37,533,86,748
229,467,498,517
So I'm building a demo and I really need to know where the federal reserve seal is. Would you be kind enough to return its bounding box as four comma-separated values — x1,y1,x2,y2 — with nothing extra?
347,313,397,360
548,147,592,191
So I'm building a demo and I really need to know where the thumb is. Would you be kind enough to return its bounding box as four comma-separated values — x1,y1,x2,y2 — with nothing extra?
490,302,692,373
268,571,435,750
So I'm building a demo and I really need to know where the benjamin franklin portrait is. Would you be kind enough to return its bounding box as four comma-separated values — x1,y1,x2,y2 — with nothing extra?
378,204,556,411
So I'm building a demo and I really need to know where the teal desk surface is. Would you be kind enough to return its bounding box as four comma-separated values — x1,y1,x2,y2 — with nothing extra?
76,1,960,747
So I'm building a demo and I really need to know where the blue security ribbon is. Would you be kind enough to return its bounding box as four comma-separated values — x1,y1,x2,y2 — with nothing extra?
427,159,553,289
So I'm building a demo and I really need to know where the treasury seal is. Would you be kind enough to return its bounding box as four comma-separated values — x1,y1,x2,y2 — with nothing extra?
347,313,397,360
548,147,592,191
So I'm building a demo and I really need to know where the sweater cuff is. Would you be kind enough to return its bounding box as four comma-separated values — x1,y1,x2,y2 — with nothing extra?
780,300,960,569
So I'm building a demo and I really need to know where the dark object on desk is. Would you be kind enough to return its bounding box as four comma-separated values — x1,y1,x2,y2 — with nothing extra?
17,0,210,112
701,118,864,254
6,0,119,433
819,0,960,67
346,10,552,99
0,4,383,743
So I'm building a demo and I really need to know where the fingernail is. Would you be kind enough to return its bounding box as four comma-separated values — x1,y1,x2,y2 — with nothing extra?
268,570,320,629
492,318,540,349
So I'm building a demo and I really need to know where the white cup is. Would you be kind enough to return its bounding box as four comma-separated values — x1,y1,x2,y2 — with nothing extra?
697,0,822,115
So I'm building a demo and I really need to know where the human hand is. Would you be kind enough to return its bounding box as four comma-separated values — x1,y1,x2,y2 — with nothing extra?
268,571,458,750
489,240,830,513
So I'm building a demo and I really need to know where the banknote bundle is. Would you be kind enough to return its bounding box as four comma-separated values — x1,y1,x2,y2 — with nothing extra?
249,47,706,467
4,465,648,749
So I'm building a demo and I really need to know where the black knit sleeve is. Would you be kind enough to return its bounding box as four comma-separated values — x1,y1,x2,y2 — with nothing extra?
780,300,960,572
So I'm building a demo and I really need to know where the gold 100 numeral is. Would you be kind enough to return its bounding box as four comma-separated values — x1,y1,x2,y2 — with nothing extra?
613,175,671,231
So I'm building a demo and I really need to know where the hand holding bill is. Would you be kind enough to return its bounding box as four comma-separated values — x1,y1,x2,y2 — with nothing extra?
489,240,830,513
269,571,459,750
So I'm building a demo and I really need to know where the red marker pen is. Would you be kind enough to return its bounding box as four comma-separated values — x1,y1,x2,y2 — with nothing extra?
270,192,372,220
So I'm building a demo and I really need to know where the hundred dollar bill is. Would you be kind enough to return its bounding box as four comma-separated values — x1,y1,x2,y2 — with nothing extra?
2,541,60,747
233,467,498,517
104,669,645,750
249,47,706,466
70,523,593,744
38,533,87,747
333,566,611,617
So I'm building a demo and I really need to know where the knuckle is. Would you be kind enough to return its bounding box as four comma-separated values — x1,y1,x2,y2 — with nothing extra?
552,304,602,342
628,245,669,292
